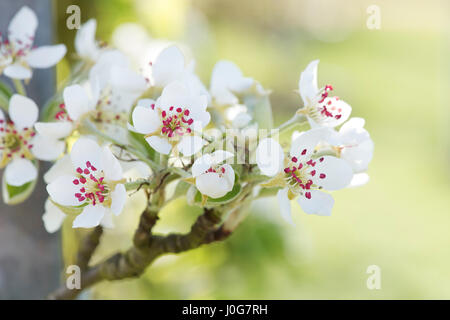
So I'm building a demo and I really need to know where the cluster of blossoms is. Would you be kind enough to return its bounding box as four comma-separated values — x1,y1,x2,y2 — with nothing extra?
0,6,373,234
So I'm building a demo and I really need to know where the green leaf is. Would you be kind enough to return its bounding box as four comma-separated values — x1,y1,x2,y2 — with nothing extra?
128,129,157,162
51,200,85,216
193,180,242,206
2,177,37,205
0,81,13,111
242,84,274,129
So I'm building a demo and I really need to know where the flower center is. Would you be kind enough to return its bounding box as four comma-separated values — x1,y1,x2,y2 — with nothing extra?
160,106,193,139
0,32,34,67
55,103,73,122
205,165,226,177
0,120,35,168
72,161,110,206
283,152,326,199
89,88,128,126
306,85,344,122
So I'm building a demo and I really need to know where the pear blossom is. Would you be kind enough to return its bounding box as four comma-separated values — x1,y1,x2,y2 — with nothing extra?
150,45,209,99
191,150,235,198
294,117,374,187
297,60,351,128
256,129,353,222
0,94,64,186
42,153,115,232
210,60,255,107
0,6,66,79
35,53,147,141
46,138,127,229
329,117,374,173
129,81,210,156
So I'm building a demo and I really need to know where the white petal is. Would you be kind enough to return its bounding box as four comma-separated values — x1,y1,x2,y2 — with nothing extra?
146,135,172,155
44,154,73,184
189,105,210,128
70,138,103,171
8,6,37,47
319,98,352,127
100,210,115,228
9,94,38,130
3,64,32,79
110,65,147,93
152,45,185,87
192,154,213,177
177,135,205,156
210,150,234,165
101,146,123,181
290,127,330,160
297,190,334,216
73,205,106,228
196,169,234,199
222,164,235,189
299,60,319,106
110,184,126,216
341,139,374,172
5,158,37,186
277,188,294,225
46,175,81,206
158,81,189,110
63,85,91,121
349,172,370,188
232,112,252,129
75,19,99,60
88,50,129,93
340,117,365,133
256,138,284,176
210,60,253,106
131,106,160,134
313,156,353,191
42,199,66,233
136,99,156,109
212,89,238,107
34,121,73,139
26,44,66,68
30,135,65,161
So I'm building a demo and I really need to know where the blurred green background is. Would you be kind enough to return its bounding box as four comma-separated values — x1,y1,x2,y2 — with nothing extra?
55,0,449,299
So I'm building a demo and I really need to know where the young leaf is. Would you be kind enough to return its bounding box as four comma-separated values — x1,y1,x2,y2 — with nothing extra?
2,177,37,205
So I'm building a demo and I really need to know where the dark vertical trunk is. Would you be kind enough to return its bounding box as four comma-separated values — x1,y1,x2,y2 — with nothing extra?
0,0,60,299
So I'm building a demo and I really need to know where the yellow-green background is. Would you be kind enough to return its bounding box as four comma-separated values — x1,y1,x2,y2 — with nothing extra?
56,0,449,299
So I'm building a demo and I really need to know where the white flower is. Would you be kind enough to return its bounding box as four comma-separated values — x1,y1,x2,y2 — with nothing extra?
129,81,210,156
0,6,66,79
35,53,146,141
330,117,374,173
297,60,351,128
256,129,353,222
150,45,209,99
191,150,235,198
46,138,127,229
75,19,101,62
210,60,254,107
0,94,64,186
296,117,374,187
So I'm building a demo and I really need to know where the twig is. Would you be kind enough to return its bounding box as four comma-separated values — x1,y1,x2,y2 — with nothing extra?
76,226,103,270
48,208,223,300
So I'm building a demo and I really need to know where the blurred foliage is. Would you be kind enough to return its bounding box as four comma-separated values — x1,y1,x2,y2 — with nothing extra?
53,0,450,299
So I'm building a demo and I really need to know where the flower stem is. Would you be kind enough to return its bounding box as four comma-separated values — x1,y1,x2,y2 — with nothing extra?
124,179,150,191
13,79,26,96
